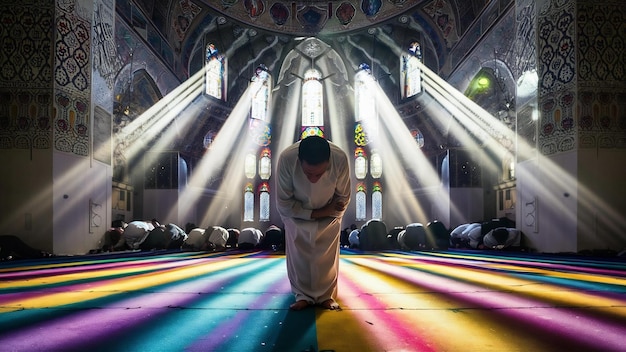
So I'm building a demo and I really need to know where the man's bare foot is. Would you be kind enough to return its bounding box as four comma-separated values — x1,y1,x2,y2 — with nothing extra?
319,299,340,310
289,300,311,311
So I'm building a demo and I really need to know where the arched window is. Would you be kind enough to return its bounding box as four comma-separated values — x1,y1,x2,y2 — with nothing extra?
411,128,425,148
205,43,226,100
251,64,271,121
301,68,324,127
244,152,257,179
355,64,376,125
354,147,368,180
259,148,271,180
259,182,270,222
372,182,383,220
301,126,324,139
401,41,422,99
243,182,254,222
370,150,382,179
356,183,367,221
203,130,216,149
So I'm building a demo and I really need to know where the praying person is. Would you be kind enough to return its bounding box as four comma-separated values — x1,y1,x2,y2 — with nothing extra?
123,220,155,250
482,227,521,249
207,225,229,250
238,227,263,250
276,136,351,310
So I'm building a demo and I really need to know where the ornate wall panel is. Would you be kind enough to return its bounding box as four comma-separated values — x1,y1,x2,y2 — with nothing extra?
0,1,54,151
577,1,626,150
515,0,538,161
54,1,92,157
537,0,576,155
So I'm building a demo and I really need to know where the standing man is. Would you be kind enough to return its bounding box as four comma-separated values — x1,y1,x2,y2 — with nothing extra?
276,136,351,310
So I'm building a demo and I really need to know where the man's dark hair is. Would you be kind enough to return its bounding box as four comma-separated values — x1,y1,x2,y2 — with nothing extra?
298,136,330,165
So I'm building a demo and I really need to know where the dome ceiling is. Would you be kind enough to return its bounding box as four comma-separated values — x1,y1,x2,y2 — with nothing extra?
122,0,504,157
201,0,423,35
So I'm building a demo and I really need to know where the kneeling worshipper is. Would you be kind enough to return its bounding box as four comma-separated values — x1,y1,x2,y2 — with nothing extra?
207,226,229,250
102,221,127,251
262,224,285,251
226,228,240,248
482,227,521,249
238,227,263,250
348,228,360,249
450,223,480,248
164,223,188,249
123,220,155,250
359,219,388,250
184,228,209,251
397,223,426,250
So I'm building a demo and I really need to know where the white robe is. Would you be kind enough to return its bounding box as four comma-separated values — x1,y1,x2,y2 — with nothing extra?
276,141,351,303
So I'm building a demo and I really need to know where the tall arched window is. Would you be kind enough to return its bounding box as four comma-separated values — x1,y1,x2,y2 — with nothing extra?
259,182,270,222
372,181,383,220
401,41,422,99
301,68,324,127
244,152,257,179
243,182,254,222
354,147,368,180
241,64,273,225
370,150,382,179
355,64,376,124
259,148,271,180
205,43,226,100
356,183,367,221
251,64,271,121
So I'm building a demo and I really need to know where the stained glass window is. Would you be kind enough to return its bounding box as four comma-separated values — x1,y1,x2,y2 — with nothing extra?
354,147,368,180
356,183,367,221
251,64,271,121
259,182,270,222
354,122,368,146
370,150,382,179
244,152,257,179
355,64,376,124
372,181,383,220
401,41,422,99
411,128,425,148
259,148,271,180
243,182,254,222
301,69,323,127
205,43,226,100
301,126,324,140
203,130,215,149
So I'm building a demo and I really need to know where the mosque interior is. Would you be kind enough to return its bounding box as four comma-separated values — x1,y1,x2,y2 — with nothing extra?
0,0,624,255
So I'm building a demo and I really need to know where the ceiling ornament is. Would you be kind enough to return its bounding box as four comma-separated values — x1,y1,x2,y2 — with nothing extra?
204,1,422,35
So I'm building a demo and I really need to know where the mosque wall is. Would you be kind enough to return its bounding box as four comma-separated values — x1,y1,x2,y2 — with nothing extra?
0,1,57,253
530,0,626,253
2,0,618,254
51,0,112,255
574,0,626,251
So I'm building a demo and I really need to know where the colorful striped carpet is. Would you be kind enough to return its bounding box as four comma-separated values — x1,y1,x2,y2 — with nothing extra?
0,249,625,351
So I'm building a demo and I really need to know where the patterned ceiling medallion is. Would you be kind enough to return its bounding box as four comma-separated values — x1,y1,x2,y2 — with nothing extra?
295,37,330,60
297,6,327,33
269,2,289,26
336,2,355,26
361,0,382,17
244,0,265,18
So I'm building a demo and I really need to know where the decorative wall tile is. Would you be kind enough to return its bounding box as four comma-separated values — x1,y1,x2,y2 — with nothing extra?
537,0,576,155
576,1,626,150
54,1,91,156
0,1,54,151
